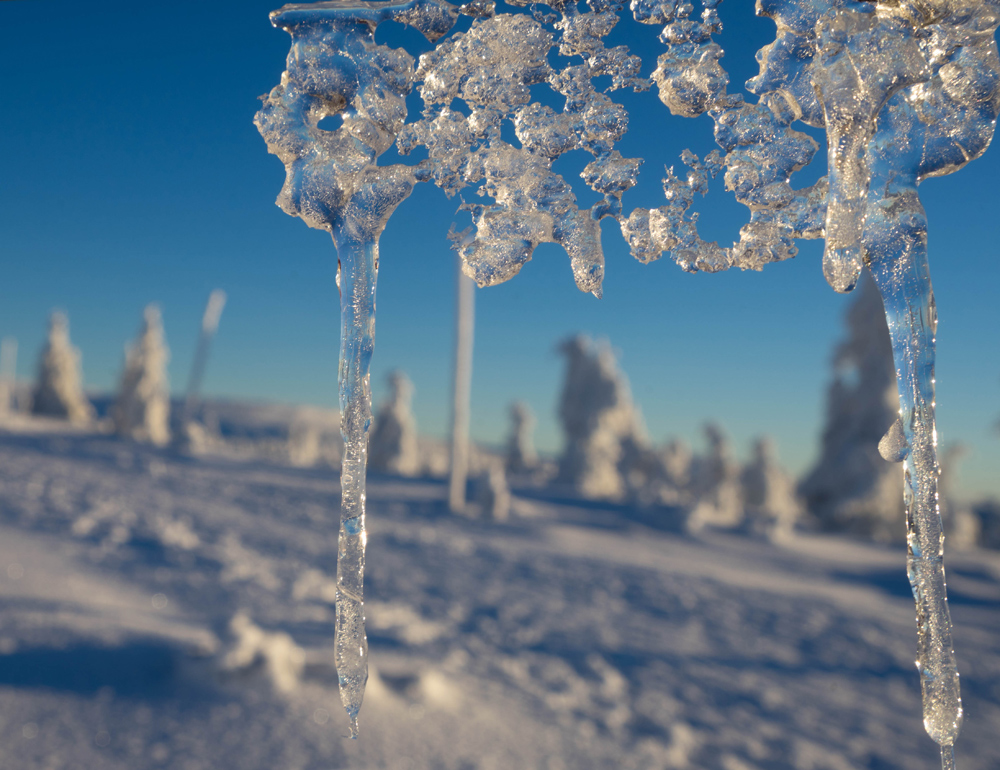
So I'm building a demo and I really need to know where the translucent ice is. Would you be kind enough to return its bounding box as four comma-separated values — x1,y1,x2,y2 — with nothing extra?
256,0,469,735
754,0,1000,760
258,0,1000,755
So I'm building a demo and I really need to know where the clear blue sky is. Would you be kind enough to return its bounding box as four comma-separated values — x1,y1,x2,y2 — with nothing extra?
1,0,998,498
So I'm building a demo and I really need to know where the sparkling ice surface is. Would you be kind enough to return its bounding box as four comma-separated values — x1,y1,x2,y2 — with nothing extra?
257,0,1000,755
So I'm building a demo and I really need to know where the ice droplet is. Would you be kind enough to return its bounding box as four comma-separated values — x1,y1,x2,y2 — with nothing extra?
879,416,909,463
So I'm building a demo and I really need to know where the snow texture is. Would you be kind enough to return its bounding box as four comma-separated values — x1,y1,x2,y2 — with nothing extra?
0,416,999,769
112,305,171,446
31,312,94,425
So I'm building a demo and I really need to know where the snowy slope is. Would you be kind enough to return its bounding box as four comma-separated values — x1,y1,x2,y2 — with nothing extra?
0,416,998,770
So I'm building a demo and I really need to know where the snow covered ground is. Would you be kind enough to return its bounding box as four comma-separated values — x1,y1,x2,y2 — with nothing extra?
0,414,998,770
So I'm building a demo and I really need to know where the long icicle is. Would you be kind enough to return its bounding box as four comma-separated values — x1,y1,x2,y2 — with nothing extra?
333,229,378,738
868,194,962,763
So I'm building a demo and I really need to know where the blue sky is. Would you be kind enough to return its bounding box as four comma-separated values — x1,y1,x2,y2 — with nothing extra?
1,0,998,498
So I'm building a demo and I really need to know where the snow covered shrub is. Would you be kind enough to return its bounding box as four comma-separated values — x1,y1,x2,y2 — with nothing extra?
31,311,94,424
741,436,801,540
112,304,171,445
505,401,537,476
369,371,421,477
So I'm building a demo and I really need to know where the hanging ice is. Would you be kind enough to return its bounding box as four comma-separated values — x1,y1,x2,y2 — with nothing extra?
255,0,472,736
258,0,1000,755
752,3,1000,764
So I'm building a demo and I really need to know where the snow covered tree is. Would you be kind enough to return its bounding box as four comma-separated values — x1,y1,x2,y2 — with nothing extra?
0,337,16,419
556,335,646,500
112,304,170,445
687,423,743,531
505,401,537,475
31,311,94,424
474,460,510,521
741,437,800,539
369,371,420,476
799,271,903,542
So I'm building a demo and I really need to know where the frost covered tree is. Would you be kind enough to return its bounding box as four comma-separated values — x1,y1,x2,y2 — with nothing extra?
658,439,692,504
556,335,646,500
112,304,171,445
369,371,421,477
741,436,800,539
474,460,510,521
0,337,16,419
799,271,903,542
687,423,742,531
31,312,94,424
505,401,537,475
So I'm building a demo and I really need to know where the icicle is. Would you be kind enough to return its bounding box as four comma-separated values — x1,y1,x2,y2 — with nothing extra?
864,110,962,754
256,0,462,735
869,246,962,749
333,226,377,738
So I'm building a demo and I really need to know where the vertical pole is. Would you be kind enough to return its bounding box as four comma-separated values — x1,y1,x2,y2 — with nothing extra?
181,290,227,426
449,254,475,514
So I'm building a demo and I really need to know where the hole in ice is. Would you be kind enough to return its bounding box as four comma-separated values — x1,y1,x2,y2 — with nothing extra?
318,113,344,132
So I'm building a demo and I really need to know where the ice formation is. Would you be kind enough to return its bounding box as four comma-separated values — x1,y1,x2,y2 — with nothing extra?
259,0,1000,751
112,305,171,446
31,312,94,425
505,401,537,474
370,370,421,476
555,335,646,500
256,0,480,732
800,271,904,541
